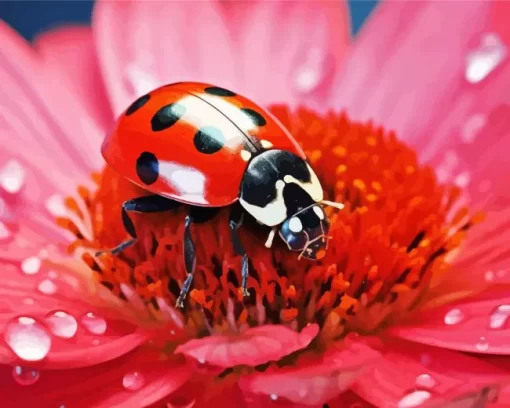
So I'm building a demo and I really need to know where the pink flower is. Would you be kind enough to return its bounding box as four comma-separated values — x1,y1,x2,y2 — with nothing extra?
1,0,510,407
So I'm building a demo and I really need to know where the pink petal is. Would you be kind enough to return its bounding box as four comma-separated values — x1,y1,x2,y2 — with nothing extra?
329,1,491,142
388,288,510,355
175,324,318,368
0,22,105,253
352,338,510,408
216,0,350,109
34,26,114,132
0,21,104,179
491,1,510,48
329,1,510,292
0,259,146,369
92,0,350,116
0,349,191,407
481,357,510,407
238,336,381,406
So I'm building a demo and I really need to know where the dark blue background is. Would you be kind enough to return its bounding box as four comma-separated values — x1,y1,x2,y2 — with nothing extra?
0,0,378,40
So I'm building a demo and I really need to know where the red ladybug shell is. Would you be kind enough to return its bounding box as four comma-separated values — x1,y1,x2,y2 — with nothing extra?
101,82,306,206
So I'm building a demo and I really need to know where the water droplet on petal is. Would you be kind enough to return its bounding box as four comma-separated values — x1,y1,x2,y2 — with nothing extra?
444,308,465,325
81,312,107,335
466,33,507,84
45,311,78,339
270,394,278,401
485,270,495,282
293,48,331,94
415,374,437,389
4,316,51,361
0,159,26,194
123,64,159,103
454,171,471,188
476,336,489,351
461,114,486,143
398,390,431,408
123,371,145,391
12,365,40,385
45,194,68,217
37,279,57,295
21,257,41,275
489,305,510,329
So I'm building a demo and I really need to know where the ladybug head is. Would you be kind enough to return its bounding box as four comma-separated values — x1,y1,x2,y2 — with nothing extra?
278,203,331,260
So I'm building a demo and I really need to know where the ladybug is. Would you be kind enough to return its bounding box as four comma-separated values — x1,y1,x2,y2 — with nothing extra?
97,82,344,307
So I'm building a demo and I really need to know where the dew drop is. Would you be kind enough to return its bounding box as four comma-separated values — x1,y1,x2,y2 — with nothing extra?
45,311,78,339
398,390,431,408
270,394,278,401
123,371,145,391
21,257,41,275
476,336,489,351
4,316,51,361
12,365,40,385
81,312,107,335
45,194,67,217
461,114,486,143
454,171,471,188
466,33,507,84
0,159,26,194
123,64,158,103
444,308,465,325
415,374,437,389
485,270,495,282
37,279,57,295
489,305,510,329
293,49,331,94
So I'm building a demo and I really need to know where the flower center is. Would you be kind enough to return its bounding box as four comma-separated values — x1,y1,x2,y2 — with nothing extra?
58,106,480,343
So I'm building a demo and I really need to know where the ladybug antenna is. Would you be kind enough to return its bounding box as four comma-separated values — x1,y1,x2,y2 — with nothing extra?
265,227,277,248
321,200,345,210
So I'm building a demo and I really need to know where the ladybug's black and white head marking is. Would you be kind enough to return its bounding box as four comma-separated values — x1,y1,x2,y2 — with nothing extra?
239,150,334,260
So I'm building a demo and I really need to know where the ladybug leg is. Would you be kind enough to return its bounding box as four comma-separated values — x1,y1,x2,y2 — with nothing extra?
229,205,250,298
176,207,220,308
95,195,181,257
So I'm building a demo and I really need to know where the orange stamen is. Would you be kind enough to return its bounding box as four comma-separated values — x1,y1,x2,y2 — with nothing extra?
56,106,480,342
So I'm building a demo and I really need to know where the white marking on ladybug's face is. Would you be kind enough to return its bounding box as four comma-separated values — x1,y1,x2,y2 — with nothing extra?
283,164,323,202
313,205,325,220
241,150,252,161
158,161,208,204
260,140,273,149
288,217,303,233
239,179,287,226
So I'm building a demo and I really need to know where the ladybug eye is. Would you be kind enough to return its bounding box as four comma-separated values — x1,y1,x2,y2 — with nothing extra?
288,217,303,233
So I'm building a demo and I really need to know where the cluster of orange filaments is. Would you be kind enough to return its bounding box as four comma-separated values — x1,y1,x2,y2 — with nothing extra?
57,107,481,342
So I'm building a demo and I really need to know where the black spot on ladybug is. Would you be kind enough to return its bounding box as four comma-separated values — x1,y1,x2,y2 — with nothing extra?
136,152,159,185
151,103,186,132
204,86,236,97
126,94,150,116
241,108,266,127
194,126,225,154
